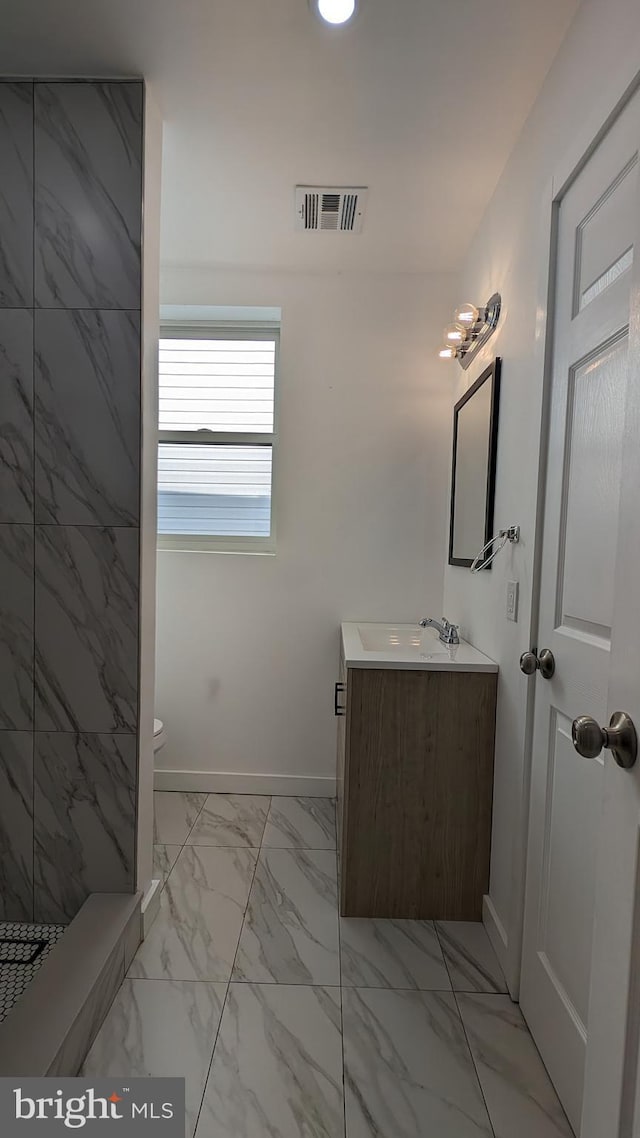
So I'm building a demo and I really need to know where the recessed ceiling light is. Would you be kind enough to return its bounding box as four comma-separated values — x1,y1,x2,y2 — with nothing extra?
315,0,357,26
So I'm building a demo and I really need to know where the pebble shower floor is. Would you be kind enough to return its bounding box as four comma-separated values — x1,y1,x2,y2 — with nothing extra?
0,922,66,1022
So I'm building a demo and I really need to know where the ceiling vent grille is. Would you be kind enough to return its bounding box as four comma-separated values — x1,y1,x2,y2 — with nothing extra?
295,186,368,233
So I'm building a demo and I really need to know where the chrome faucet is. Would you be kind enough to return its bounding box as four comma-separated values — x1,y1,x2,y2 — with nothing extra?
418,616,460,646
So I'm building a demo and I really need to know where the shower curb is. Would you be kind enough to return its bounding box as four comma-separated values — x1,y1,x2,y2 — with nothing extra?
0,892,142,1077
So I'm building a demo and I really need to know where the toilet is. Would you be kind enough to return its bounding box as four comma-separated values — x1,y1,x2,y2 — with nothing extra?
153,718,167,755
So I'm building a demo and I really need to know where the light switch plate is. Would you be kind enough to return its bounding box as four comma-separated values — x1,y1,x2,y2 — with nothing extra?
506,580,519,622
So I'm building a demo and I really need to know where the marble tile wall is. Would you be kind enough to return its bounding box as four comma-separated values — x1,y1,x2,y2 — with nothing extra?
0,83,33,308
0,79,143,922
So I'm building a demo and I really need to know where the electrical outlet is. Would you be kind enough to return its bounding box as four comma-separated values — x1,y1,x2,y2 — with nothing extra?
506,580,519,622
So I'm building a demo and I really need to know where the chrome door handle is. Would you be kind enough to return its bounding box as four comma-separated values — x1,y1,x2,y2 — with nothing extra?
572,711,638,769
334,682,346,717
519,648,555,679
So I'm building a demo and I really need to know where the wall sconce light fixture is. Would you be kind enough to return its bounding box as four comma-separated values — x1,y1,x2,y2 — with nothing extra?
439,293,501,369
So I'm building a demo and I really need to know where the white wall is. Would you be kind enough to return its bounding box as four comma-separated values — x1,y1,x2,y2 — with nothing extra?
443,0,640,992
155,266,455,794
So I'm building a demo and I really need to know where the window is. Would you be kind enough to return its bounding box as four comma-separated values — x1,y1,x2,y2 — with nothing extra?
157,325,278,552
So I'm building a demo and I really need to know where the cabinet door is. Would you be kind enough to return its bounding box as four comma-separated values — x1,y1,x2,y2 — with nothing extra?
340,666,497,919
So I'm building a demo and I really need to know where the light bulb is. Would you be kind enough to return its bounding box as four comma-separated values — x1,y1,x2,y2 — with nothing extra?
444,323,468,344
455,303,480,327
439,346,457,359
317,0,356,24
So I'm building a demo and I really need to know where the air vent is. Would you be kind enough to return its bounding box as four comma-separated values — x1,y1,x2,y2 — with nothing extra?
295,186,369,233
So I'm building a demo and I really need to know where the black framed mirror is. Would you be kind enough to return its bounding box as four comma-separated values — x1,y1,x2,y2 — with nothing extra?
448,357,501,568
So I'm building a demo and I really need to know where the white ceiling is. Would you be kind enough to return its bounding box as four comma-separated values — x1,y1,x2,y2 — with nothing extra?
0,0,579,273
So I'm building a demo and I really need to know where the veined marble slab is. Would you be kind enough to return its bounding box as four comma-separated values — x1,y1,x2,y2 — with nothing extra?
187,793,270,848
458,994,573,1138
262,796,336,850
0,82,33,307
343,987,492,1137
0,732,34,921
436,921,507,994
341,918,451,991
34,525,139,733
128,844,257,982
0,523,34,729
153,791,206,846
233,848,340,986
35,309,140,526
33,731,136,922
153,844,181,887
83,978,225,1138
0,310,34,522
35,82,142,310
196,983,344,1138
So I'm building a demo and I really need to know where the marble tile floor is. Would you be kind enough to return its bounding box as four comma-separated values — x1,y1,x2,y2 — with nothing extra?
83,791,573,1138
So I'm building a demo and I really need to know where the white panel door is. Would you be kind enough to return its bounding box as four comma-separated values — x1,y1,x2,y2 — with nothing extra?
520,90,640,1134
580,136,640,1138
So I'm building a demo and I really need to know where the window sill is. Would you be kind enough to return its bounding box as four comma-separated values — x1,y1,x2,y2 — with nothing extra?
157,535,276,556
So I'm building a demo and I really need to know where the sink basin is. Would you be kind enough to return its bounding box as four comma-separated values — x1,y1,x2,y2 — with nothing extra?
341,622,498,672
358,625,438,653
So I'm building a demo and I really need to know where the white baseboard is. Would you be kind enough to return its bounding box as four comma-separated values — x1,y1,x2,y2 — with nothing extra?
483,893,515,995
154,768,336,797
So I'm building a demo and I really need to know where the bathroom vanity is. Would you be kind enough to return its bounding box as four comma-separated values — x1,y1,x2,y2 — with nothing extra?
336,623,498,921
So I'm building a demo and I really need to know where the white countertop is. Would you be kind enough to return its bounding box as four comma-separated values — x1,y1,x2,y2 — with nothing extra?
341,622,498,673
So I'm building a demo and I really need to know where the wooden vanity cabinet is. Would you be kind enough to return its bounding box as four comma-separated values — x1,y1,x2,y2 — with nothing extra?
336,655,498,921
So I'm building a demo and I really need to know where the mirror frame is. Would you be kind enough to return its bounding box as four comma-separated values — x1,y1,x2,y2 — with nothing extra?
448,357,502,569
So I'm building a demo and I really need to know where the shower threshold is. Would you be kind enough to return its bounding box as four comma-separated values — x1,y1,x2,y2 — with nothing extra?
0,893,141,1077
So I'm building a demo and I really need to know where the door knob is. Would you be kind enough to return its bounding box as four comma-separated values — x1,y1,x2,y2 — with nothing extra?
520,651,539,675
572,711,638,769
520,648,555,679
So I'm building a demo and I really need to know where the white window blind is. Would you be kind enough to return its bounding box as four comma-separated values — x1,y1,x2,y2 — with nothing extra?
157,329,277,549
